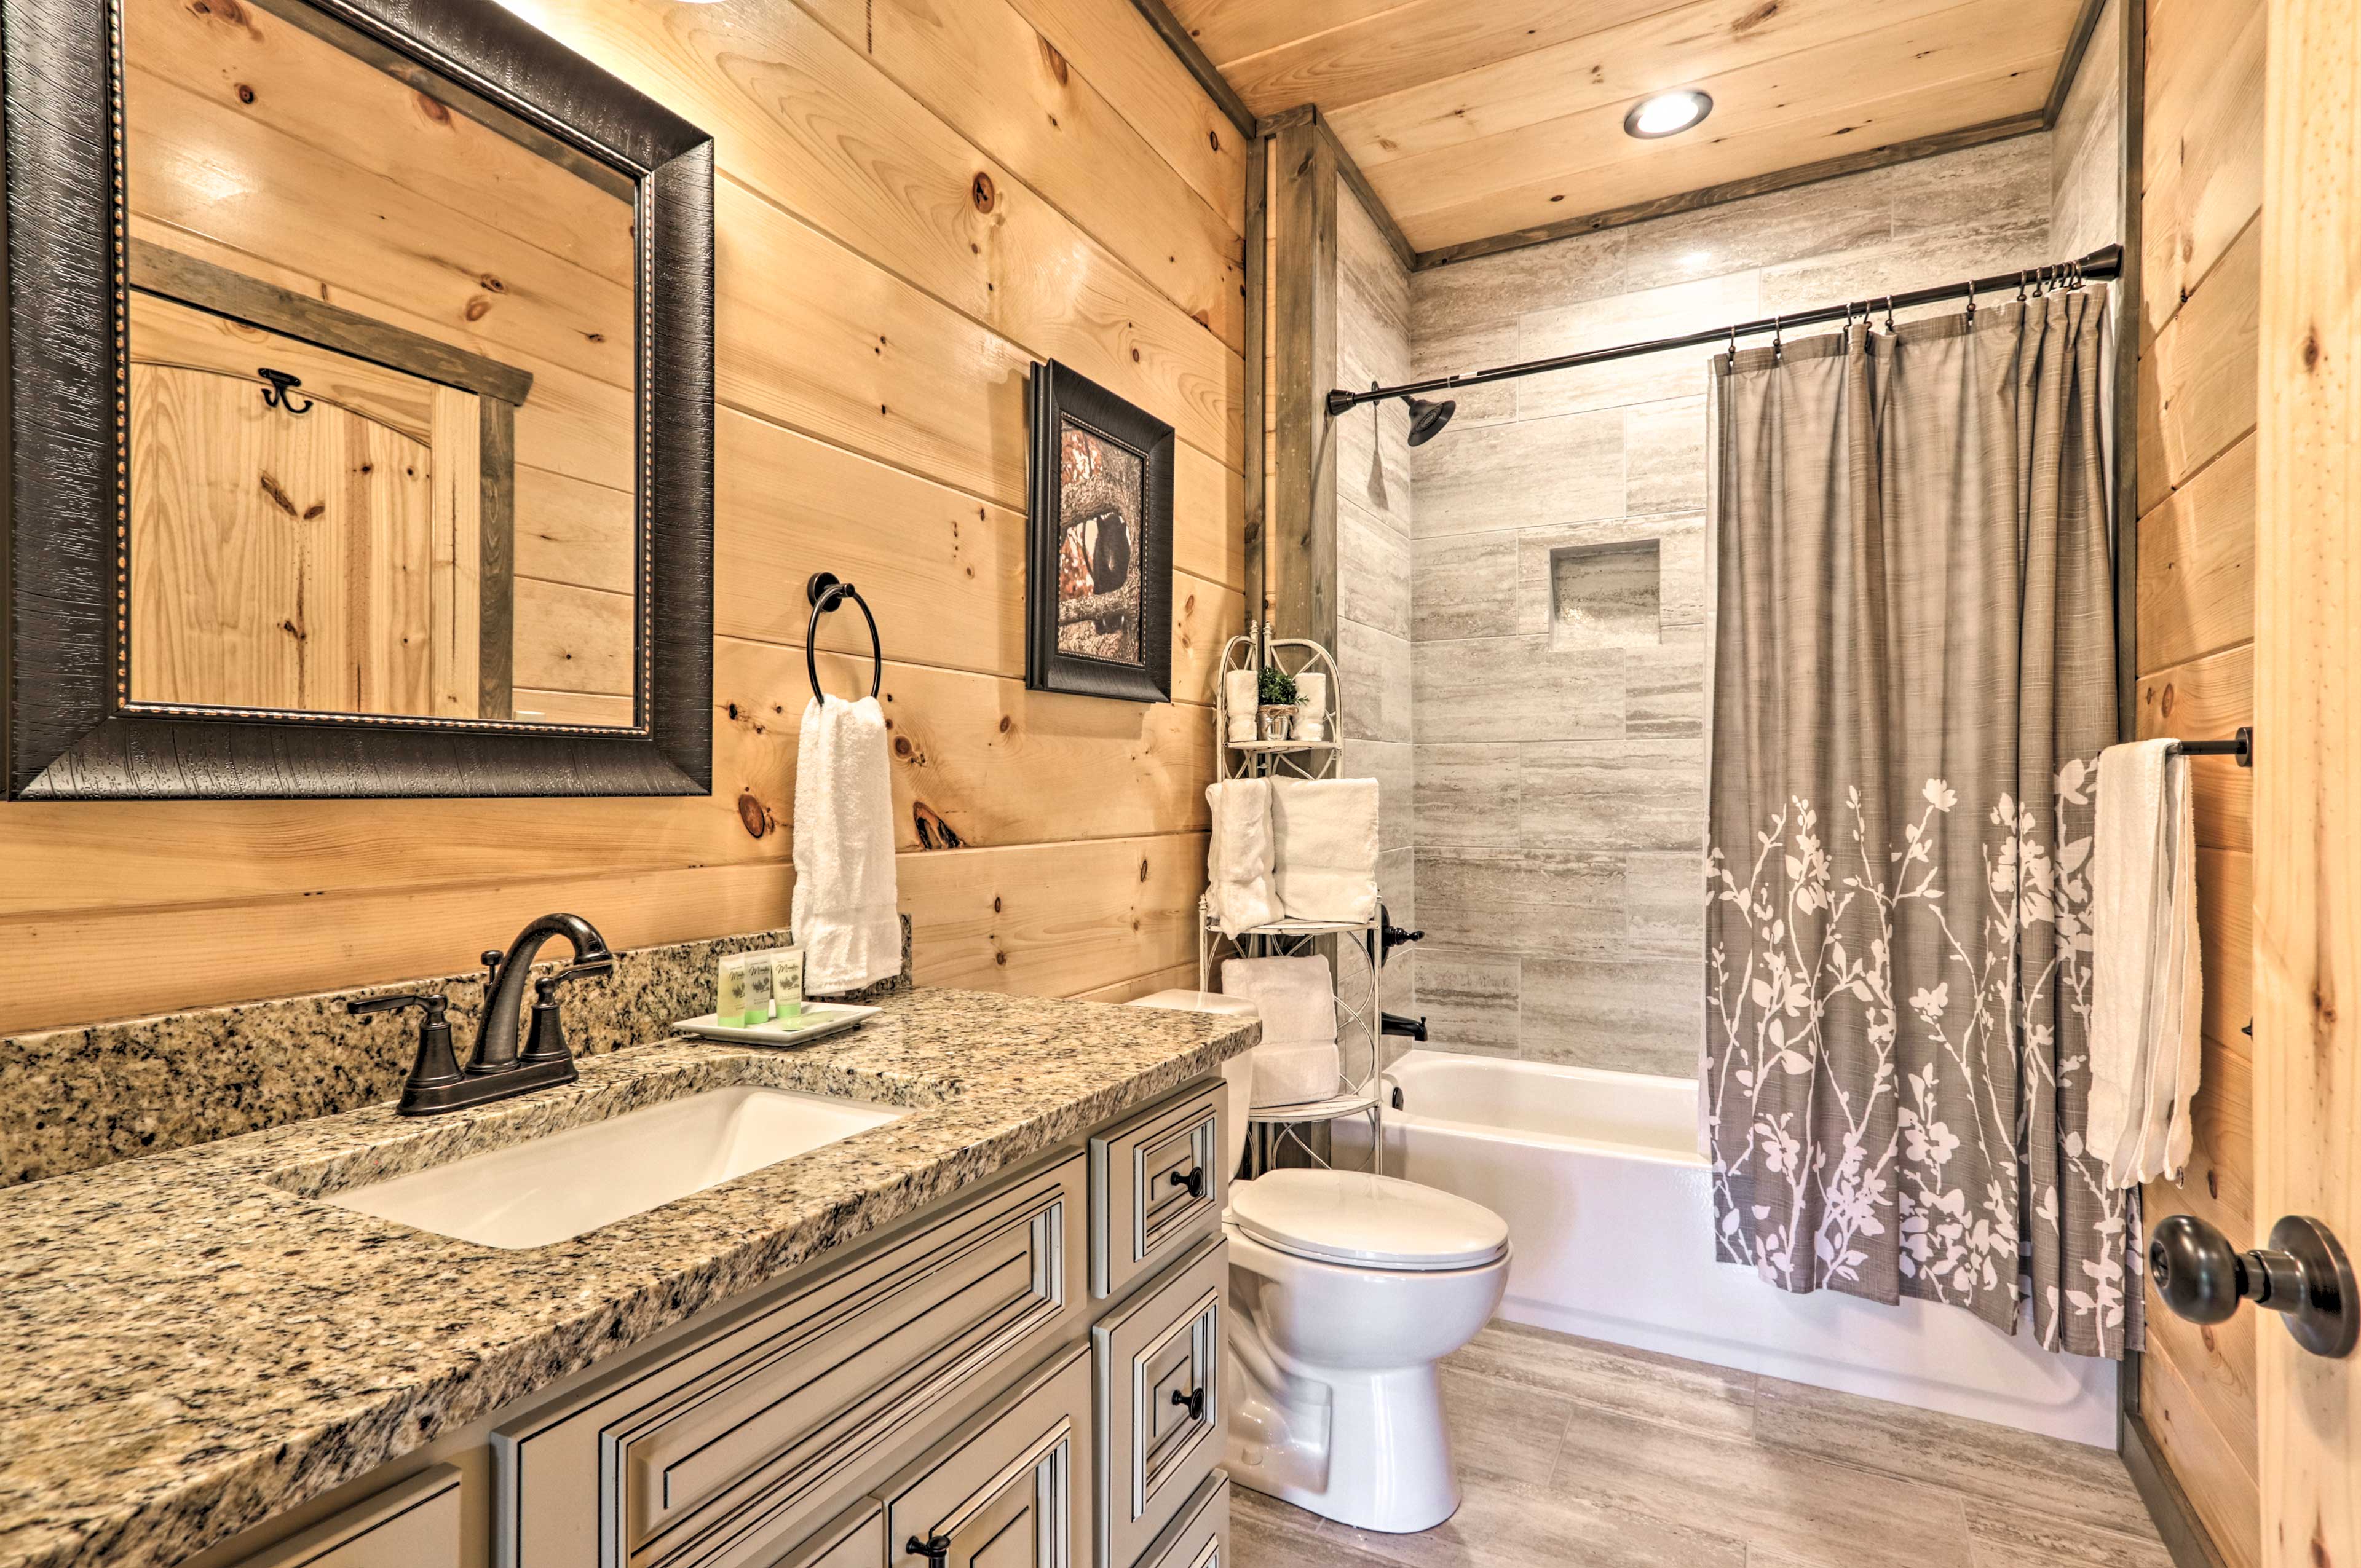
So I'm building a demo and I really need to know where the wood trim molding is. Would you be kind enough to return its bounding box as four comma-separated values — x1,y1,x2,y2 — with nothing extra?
1124,0,1254,138
1412,111,2047,272
1241,131,1268,624
2045,0,2114,130
1265,116,1337,652
2121,1408,2234,1568
1254,106,1415,277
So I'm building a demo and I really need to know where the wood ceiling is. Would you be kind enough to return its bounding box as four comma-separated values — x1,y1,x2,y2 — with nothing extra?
1166,0,2091,259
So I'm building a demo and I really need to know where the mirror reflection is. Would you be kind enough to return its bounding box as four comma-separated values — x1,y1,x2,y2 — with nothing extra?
121,0,641,726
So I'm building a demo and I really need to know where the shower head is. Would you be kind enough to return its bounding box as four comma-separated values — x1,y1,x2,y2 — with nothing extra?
1405,395,1457,446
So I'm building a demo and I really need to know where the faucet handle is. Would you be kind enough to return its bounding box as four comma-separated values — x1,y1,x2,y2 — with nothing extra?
518,958,611,1068
347,994,466,1114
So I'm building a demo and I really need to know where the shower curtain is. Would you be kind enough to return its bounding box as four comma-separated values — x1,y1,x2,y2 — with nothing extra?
1703,290,2139,1358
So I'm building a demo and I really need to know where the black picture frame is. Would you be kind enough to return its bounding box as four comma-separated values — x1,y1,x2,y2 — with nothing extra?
1024,360,1174,704
0,0,716,799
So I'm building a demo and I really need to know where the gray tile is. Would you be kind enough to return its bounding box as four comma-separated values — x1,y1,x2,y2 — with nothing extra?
1624,398,1707,517
1966,1508,2172,1568
1414,744,1521,847
1412,320,1518,428
1412,947,1521,1055
1449,1322,1756,1440
1515,272,1756,420
1514,518,1692,639
1520,957,1703,1076
1655,519,1710,636
1520,740,1704,849
1345,739,1414,853
1416,638,1625,745
1327,1464,1749,1568
1438,1365,1574,1486
1752,1377,2159,1544
1415,847,1625,960
1343,500,1415,642
1340,620,1415,744
1549,540,1663,652
1759,226,2050,320
1410,227,1627,338
1626,644,1706,738
1624,852,1707,959
1339,382,1415,530
1619,180,1891,284
1879,135,2052,249
1549,1403,1976,1568
1413,409,1624,538
1231,1486,1360,1566
1414,532,1518,642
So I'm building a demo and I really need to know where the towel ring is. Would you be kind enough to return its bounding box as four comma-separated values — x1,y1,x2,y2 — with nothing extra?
806,572,882,701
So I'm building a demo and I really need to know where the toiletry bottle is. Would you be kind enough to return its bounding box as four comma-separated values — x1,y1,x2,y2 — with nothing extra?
745,955,775,1028
718,953,751,1027
773,946,806,1021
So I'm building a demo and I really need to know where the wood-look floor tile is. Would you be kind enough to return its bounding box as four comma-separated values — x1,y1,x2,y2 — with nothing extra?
1438,1366,1576,1486
1326,1466,1749,1568
1447,1323,1757,1439
1965,1507,2176,1568
1551,1402,1975,1568
1750,1376,2157,1542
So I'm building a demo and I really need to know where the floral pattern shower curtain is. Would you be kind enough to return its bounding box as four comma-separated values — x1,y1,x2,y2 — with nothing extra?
1704,290,2140,1358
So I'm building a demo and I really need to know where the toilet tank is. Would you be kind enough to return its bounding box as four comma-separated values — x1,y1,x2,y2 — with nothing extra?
1125,990,1257,1180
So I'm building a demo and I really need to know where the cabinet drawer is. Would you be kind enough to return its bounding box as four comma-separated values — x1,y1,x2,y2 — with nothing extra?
232,1466,460,1568
499,1156,1085,1568
767,1503,884,1568
1134,1475,1227,1568
1091,1239,1224,1568
1088,1085,1221,1301
879,1345,1091,1568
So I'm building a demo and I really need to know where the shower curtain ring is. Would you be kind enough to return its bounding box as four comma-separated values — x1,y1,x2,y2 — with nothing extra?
2016,270,2027,301
1771,313,1782,362
1884,294,1896,333
1965,278,1975,326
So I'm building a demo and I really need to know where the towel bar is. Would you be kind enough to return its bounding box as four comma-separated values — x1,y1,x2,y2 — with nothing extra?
2165,725,2252,768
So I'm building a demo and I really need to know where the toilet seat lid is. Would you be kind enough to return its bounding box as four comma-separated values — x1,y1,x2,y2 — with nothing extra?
1226,1169,1508,1272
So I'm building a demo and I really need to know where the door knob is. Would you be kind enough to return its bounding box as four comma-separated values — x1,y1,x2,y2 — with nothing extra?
2149,1213,2359,1358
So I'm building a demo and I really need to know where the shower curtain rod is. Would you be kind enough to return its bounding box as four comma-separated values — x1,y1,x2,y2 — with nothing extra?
1324,243,2124,419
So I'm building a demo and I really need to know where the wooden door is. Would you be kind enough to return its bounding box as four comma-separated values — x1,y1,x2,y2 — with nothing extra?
2252,0,2360,1561
128,291,481,718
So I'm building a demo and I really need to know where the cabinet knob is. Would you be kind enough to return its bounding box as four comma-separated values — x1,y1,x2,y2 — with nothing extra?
2149,1213,2359,1358
906,1534,952,1568
1169,1167,1204,1199
1170,1384,1207,1420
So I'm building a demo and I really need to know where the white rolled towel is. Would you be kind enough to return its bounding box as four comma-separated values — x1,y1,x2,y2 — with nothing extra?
1220,955,1340,1107
1294,671,1329,742
2090,739,2203,1186
1204,779,1281,937
1269,776,1381,923
791,695,902,993
1223,669,1259,743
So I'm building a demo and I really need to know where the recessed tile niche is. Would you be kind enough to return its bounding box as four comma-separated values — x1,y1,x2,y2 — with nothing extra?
1549,539,1661,650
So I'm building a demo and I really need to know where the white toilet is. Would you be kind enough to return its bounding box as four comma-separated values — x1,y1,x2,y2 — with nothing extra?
1126,992,1511,1535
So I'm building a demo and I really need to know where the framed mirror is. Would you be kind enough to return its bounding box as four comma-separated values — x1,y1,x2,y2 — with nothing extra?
1,0,714,798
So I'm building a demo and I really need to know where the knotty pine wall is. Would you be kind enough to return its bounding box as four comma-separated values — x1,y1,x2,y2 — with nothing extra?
0,0,1247,1036
2132,0,2266,1559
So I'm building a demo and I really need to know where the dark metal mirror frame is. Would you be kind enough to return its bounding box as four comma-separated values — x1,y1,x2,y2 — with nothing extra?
0,0,716,799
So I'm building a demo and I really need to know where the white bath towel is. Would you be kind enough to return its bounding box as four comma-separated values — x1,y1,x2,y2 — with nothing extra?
2090,739,2203,1186
1205,780,1282,937
1223,669,1259,743
1293,671,1329,741
1268,776,1381,923
791,695,901,994
1220,955,1341,1107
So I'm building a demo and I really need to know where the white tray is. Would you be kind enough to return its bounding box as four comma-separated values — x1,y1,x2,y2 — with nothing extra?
674,1002,879,1048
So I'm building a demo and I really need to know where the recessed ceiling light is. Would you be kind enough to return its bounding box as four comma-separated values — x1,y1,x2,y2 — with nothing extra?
1624,90,1714,139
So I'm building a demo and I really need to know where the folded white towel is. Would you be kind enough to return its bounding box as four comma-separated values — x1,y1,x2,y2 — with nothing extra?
1223,669,1259,743
1294,671,1329,742
1268,776,1381,923
2090,739,2203,1186
1205,780,1281,937
791,695,901,994
1220,955,1340,1107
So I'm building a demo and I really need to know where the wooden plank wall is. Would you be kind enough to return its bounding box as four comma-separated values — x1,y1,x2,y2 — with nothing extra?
0,0,1246,1033
2132,0,2267,1559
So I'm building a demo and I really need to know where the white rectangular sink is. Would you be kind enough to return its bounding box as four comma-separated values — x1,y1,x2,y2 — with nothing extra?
320,1087,904,1249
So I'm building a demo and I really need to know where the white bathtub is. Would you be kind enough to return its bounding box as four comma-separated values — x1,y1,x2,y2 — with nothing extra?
1335,1050,2118,1446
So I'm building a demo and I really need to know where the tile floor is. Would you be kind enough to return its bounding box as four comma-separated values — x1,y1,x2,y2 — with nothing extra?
1228,1320,2172,1568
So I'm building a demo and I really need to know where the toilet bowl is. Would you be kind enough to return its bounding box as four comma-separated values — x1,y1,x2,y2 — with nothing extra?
1123,991,1511,1534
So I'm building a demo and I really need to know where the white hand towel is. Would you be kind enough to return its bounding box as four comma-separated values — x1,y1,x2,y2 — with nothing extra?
791,695,901,994
1204,780,1281,937
1223,669,1259,743
1268,776,1381,923
1293,671,1329,742
1220,955,1341,1107
2090,739,2204,1186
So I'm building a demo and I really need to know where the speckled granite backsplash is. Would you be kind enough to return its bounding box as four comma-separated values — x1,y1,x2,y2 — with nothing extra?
0,918,911,1188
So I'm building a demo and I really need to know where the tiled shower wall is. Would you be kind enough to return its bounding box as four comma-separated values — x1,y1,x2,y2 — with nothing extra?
1406,136,2063,1077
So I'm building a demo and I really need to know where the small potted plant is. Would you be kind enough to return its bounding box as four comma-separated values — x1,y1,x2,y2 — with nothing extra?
1257,666,1299,741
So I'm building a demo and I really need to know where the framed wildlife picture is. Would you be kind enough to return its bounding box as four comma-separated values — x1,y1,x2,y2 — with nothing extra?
1025,360,1174,703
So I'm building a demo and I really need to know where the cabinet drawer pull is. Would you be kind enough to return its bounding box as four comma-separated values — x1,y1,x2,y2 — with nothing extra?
1168,1167,1204,1199
908,1532,954,1568
1169,1385,1206,1420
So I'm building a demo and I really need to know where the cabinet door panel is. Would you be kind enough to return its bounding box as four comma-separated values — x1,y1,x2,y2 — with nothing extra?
880,1346,1091,1568
1092,1240,1224,1568
231,1465,460,1568
1133,1476,1226,1568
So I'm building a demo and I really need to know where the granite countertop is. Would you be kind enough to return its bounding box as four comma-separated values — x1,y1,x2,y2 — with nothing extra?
0,987,1259,1568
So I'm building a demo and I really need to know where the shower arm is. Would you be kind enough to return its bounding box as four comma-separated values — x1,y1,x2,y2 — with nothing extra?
1323,243,2124,420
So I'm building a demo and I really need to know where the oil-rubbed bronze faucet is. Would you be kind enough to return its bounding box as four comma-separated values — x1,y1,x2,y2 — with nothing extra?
348,913,614,1116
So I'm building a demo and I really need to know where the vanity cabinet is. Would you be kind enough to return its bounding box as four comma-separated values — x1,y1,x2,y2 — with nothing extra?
449,1078,1228,1568
234,1467,462,1568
